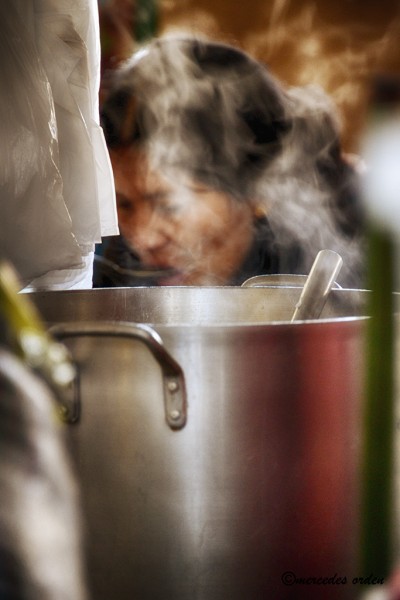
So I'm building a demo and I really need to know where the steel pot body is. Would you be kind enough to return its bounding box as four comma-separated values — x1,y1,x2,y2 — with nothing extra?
29,287,369,600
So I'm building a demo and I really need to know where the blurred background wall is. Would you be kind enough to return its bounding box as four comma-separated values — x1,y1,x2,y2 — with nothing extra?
98,0,400,152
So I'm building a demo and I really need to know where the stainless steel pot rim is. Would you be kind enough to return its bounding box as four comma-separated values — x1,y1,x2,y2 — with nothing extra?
26,286,378,326
97,315,369,330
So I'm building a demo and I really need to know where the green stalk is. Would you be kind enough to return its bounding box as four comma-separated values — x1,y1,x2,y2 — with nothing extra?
0,261,46,346
0,261,76,400
135,0,158,42
359,223,395,578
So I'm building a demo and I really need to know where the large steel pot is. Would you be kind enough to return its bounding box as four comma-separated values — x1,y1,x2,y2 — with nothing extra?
29,286,381,600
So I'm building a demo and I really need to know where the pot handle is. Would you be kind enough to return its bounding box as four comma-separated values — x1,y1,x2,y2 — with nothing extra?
48,321,187,431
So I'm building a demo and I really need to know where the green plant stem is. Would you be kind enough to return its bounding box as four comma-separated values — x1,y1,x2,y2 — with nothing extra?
135,0,158,42
360,224,395,578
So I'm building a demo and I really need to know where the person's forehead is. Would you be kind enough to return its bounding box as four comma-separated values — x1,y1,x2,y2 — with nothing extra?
110,147,175,192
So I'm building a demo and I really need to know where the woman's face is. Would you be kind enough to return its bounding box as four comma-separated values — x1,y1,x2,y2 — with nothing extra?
110,147,255,285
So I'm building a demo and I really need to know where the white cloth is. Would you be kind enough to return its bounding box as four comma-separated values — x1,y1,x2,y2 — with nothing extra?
0,0,118,291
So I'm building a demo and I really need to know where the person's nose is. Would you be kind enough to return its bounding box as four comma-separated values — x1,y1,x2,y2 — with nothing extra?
130,206,169,255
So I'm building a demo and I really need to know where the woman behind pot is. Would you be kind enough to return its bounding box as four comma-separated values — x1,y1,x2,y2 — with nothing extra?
95,35,365,288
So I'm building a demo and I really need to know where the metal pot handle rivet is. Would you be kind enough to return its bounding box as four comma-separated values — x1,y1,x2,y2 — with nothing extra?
48,321,187,430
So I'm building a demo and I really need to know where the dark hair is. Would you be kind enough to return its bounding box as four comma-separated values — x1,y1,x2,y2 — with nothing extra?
101,36,292,198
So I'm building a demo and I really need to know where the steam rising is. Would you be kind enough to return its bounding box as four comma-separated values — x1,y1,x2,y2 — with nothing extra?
103,34,365,287
257,84,364,286
161,1,400,151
